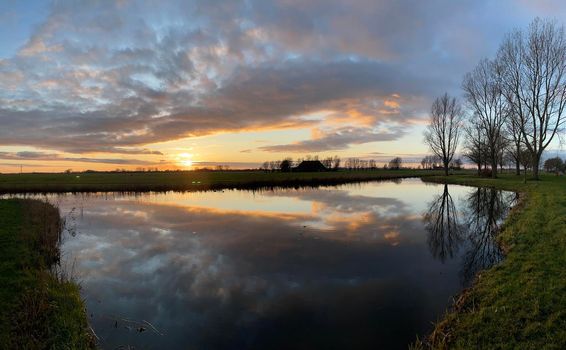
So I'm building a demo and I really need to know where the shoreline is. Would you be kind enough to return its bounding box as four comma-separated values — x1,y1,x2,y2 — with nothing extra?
0,199,94,348
0,169,448,194
416,174,565,349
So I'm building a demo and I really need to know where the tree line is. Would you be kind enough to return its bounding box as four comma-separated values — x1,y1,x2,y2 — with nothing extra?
424,18,566,180
419,155,463,170
261,155,341,172
260,155,409,172
543,156,566,174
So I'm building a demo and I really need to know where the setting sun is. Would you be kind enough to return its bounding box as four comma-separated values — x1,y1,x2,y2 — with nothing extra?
177,153,194,168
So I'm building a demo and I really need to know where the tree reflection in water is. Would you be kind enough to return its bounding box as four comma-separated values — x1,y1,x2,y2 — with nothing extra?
423,184,464,263
423,184,517,285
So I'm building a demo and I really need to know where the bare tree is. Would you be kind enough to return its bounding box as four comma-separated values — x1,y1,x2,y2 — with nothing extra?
388,157,402,170
505,112,524,175
450,158,463,170
369,159,377,169
280,158,293,172
269,161,279,172
462,58,509,178
519,146,533,183
543,156,564,173
424,93,463,176
498,18,566,180
497,135,509,174
332,156,341,170
346,157,363,170
421,155,441,170
463,119,487,175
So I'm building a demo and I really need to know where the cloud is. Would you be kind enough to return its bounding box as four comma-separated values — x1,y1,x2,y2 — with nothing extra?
0,151,158,165
258,126,405,153
0,0,564,158
0,59,432,154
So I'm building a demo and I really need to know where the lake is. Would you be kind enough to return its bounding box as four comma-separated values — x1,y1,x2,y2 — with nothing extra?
15,178,517,349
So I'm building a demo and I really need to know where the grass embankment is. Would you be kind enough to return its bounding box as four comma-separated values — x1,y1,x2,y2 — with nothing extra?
0,199,93,349
0,169,449,193
418,174,566,349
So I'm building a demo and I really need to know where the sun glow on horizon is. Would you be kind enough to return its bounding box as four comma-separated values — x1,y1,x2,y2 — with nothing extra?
177,153,194,168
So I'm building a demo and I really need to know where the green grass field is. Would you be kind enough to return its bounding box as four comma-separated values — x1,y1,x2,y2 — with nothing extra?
0,199,93,348
415,174,566,349
0,169,447,193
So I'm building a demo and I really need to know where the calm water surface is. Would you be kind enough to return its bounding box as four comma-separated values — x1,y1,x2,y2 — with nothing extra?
21,179,517,349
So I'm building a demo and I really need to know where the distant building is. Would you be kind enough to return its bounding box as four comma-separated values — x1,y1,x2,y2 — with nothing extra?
294,160,327,172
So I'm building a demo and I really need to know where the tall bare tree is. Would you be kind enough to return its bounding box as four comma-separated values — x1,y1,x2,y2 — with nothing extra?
424,93,463,176
462,58,509,178
388,157,402,170
498,18,566,180
463,119,487,175
505,109,524,175
322,157,333,169
332,156,341,170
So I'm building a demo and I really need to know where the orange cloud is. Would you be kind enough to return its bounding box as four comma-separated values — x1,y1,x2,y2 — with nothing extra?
383,231,401,246
384,99,400,109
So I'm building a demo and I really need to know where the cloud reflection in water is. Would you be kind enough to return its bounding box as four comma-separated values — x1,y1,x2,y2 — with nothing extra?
49,179,515,349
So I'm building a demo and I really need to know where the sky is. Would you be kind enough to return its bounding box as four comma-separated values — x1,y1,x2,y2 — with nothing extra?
1,0,565,172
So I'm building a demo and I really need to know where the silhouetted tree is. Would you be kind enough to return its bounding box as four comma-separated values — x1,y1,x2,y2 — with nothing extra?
322,157,333,169
463,119,487,175
346,157,363,170
543,157,564,173
280,158,293,172
369,159,377,169
463,58,508,178
424,93,463,175
450,158,463,170
519,147,533,183
505,112,523,175
269,161,279,172
498,18,566,180
331,156,340,170
388,157,402,170
420,155,441,170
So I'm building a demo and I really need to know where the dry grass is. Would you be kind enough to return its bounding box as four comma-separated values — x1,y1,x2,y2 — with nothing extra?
0,199,94,349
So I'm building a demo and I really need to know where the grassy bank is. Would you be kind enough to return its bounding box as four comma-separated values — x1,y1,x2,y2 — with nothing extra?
418,174,566,349
0,199,93,348
0,169,450,193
